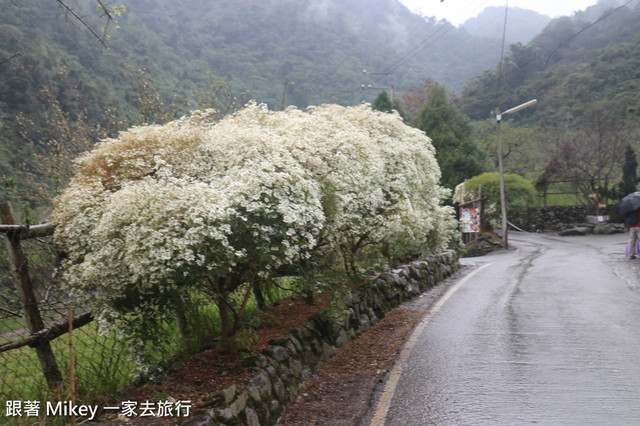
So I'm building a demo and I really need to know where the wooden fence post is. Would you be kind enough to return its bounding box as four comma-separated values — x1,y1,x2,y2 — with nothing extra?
0,202,63,389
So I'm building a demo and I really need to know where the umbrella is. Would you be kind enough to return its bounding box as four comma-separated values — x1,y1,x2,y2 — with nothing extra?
616,191,640,214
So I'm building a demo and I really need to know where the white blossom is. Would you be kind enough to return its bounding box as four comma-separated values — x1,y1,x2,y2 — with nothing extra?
52,103,455,323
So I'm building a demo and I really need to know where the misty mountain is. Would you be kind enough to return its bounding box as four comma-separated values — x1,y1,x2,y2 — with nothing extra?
575,0,640,21
461,6,551,44
0,0,504,205
117,0,506,105
0,0,508,110
1,0,639,208
458,0,640,127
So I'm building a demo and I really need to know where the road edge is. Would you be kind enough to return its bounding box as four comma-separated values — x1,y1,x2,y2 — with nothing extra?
365,263,492,426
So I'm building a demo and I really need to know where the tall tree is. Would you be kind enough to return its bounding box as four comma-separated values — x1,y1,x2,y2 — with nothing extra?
618,144,638,198
415,83,489,190
372,91,406,120
542,108,631,204
372,91,393,112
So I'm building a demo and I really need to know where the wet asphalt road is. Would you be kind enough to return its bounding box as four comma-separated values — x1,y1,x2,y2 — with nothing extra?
383,231,640,425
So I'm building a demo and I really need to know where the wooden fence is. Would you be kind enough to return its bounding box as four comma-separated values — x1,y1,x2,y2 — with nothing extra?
0,202,93,392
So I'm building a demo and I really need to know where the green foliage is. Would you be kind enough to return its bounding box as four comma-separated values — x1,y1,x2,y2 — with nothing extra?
459,3,640,127
0,0,507,209
617,144,639,198
52,104,454,354
458,4,640,206
373,91,393,112
192,72,250,118
1,321,142,409
463,172,536,220
372,91,406,120
415,83,489,190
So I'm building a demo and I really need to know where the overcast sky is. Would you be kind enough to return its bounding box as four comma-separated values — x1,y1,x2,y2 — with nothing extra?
399,0,599,26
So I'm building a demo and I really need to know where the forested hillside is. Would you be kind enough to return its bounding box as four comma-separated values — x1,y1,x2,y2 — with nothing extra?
457,0,640,206
118,0,505,104
2,0,640,212
461,7,550,44
0,0,505,209
459,0,640,127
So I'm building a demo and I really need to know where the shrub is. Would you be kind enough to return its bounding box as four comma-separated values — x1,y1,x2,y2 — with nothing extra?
52,103,455,352
461,172,536,223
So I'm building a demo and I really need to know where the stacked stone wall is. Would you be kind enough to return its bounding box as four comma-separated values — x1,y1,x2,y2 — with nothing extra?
510,205,620,232
183,251,459,425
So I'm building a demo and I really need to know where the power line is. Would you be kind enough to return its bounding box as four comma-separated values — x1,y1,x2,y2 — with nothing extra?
495,0,509,105
359,0,514,99
383,0,504,75
383,23,454,74
357,23,456,100
463,0,637,99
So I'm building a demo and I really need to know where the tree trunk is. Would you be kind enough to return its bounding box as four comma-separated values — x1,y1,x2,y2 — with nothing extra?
253,281,266,310
174,289,190,341
216,293,232,352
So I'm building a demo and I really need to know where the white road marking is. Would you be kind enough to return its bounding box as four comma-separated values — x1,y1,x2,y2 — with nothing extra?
369,263,492,426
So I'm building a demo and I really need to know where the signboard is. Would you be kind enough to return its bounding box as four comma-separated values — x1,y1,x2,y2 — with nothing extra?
460,207,480,233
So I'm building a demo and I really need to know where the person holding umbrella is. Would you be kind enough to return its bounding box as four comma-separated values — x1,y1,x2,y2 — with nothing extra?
616,190,640,259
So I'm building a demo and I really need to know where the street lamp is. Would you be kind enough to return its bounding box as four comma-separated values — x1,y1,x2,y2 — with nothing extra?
496,98,537,249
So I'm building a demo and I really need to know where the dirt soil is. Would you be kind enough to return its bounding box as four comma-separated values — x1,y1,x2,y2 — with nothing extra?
118,268,465,426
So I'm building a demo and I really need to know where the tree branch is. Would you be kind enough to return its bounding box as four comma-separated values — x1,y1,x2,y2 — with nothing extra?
96,0,114,21
0,52,21,67
55,0,108,45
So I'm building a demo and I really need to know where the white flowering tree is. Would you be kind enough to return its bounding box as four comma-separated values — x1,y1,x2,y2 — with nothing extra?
267,104,456,269
52,103,455,350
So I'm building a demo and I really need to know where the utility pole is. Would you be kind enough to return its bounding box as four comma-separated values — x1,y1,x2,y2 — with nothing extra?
495,99,537,249
361,70,395,100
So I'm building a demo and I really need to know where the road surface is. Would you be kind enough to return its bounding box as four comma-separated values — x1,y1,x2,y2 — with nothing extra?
374,231,640,425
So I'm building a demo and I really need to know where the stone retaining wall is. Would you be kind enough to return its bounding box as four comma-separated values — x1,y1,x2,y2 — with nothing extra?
183,250,459,425
510,205,619,232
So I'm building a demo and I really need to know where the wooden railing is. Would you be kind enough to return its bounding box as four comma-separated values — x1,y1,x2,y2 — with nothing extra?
1,201,92,390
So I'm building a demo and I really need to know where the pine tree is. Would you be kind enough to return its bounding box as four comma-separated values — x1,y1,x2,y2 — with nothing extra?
618,145,639,197
415,83,489,190
372,91,406,120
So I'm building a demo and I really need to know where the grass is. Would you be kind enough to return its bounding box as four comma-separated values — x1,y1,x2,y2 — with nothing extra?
0,316,26,339
532,192,584,207
0,320,141,402
0,278,302,424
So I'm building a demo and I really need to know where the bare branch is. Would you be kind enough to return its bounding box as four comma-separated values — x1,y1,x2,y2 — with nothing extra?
0,306,21,317
96,0,114,21
0,52,21,67
55,0,109,45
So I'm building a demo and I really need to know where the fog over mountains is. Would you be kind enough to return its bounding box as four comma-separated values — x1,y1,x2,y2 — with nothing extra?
1,0,640,206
